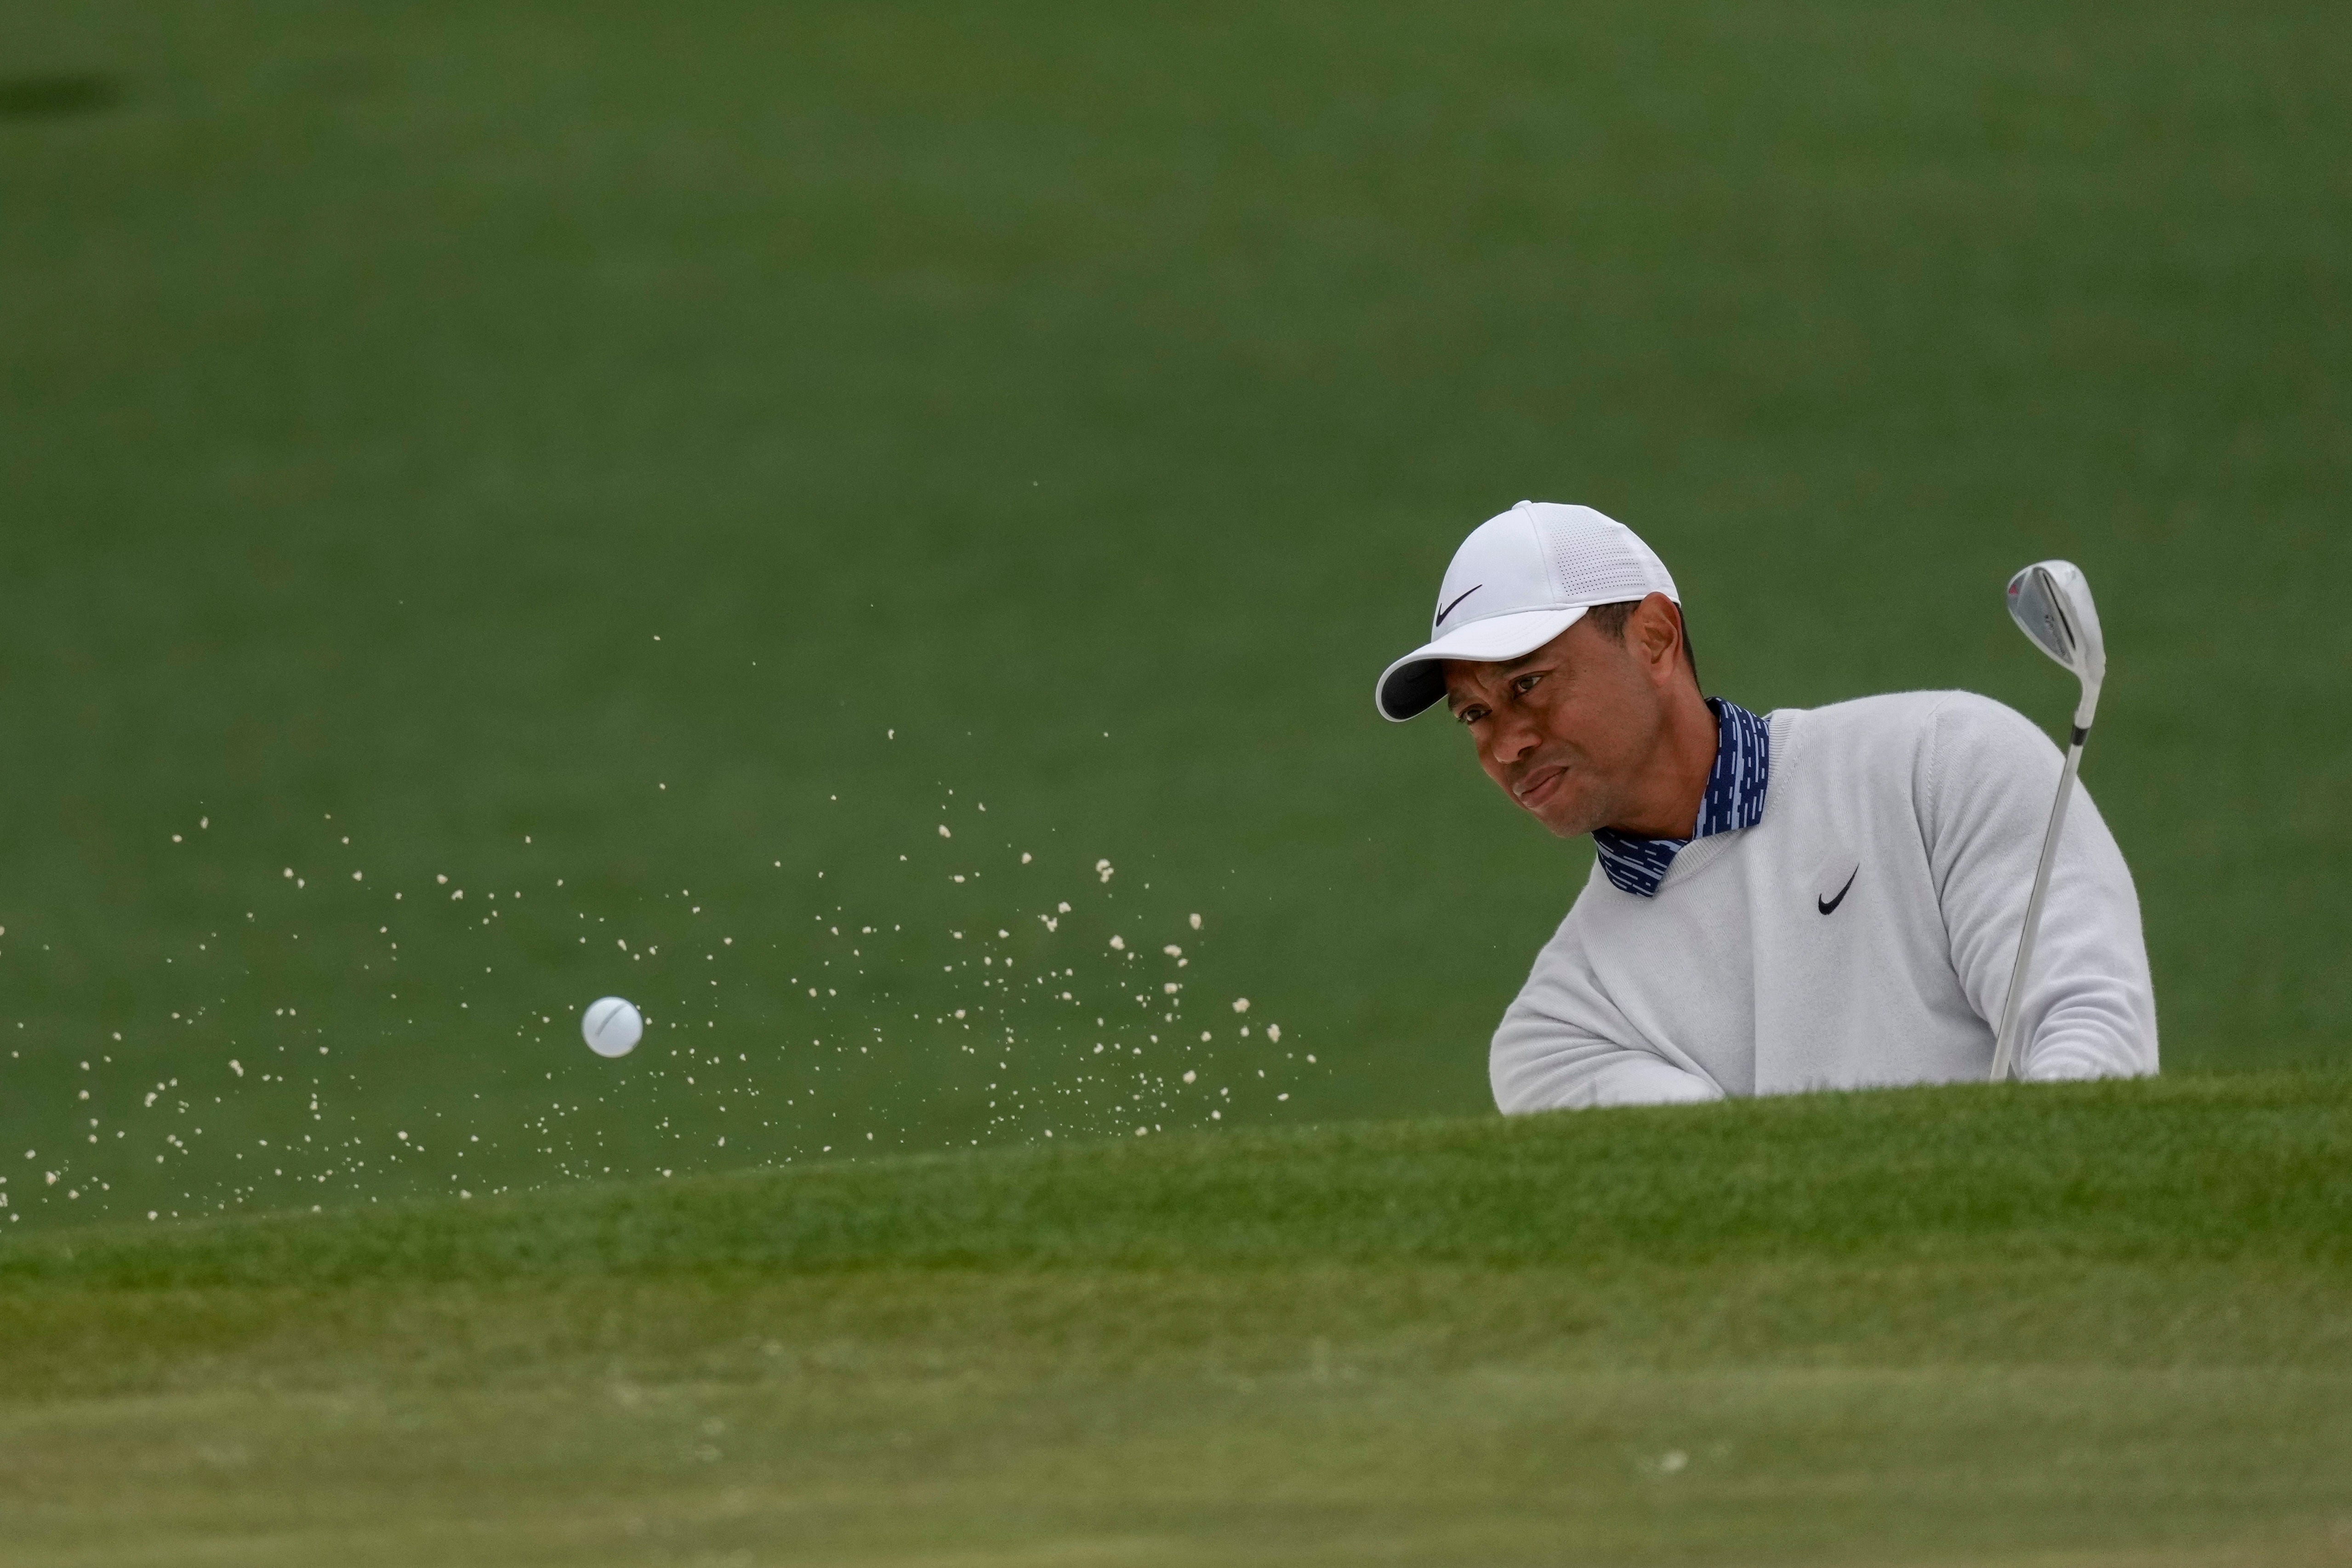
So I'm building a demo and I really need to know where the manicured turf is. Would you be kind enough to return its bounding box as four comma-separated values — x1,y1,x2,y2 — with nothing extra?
4,1071,2348,1564
2,8,2347,1555
1,1,2349,1226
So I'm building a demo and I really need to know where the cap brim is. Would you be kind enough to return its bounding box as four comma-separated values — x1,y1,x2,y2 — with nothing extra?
1373,606,1590,722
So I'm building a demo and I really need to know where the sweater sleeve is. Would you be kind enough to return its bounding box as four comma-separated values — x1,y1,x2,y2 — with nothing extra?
1490,944,1726,1112
1921,693,2158,1080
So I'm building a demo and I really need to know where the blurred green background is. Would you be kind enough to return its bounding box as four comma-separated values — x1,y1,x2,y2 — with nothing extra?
2,0,2345,1226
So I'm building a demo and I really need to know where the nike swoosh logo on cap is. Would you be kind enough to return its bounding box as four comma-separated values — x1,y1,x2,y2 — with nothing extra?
1817,866,1858,915
1435,585,1482,628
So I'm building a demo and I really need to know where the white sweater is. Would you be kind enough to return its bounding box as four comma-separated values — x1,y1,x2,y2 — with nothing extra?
1490,691,2157,1111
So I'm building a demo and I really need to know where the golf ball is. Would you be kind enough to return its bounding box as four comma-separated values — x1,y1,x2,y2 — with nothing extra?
582,996,643,1058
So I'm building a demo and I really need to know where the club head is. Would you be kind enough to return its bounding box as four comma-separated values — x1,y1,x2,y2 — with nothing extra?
2005,560,2105,730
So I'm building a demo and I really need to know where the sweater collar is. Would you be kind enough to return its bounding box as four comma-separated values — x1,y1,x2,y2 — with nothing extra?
1590,698,1771,898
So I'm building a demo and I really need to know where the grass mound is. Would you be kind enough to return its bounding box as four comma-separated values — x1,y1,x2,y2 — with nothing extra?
4,1071,2349,1565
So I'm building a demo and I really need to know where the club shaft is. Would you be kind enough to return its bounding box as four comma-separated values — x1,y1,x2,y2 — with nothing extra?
1989,731,2088,1081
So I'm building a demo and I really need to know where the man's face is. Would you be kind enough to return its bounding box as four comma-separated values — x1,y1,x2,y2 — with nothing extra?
1442,599,1680,838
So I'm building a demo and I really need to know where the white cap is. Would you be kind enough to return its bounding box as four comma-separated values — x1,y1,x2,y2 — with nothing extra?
1374,501,1680,722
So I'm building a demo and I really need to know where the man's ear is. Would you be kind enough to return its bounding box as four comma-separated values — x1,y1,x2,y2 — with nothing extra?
1632,593,1684,680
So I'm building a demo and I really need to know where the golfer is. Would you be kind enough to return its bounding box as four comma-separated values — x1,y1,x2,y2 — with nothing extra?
1377,502,2158,1110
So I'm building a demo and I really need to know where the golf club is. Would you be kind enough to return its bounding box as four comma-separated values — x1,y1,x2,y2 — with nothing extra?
1988,560,2106,1081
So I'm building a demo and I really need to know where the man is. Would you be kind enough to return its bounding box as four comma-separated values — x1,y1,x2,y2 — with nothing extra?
1375,501,2157,1110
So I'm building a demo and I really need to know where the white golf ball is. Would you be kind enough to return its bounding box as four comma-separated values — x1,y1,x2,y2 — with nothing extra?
581,996,643,1058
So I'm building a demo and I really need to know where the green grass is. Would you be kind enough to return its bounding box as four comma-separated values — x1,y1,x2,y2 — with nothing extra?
4,1071,2349,1564
0,0,2348,1226
2,9,2346,1551
3,6,2346,1556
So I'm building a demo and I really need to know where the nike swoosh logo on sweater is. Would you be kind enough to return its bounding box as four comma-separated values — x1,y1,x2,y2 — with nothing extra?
1817,867,1858,915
